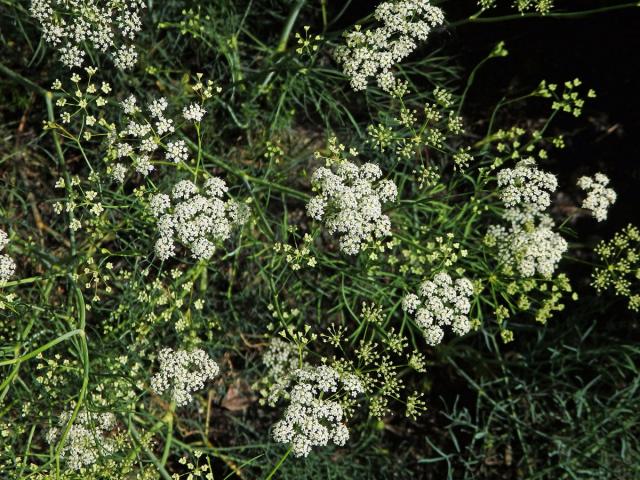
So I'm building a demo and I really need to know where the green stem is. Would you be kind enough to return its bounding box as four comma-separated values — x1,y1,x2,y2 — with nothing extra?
182,137,310,200
45,92,77,256
276,0,307,53
0,62,47,96
265,447,292,479
160,403,176,467
0,317,35,404
320,0,328,32
129,422,174,480
0,328,84,367
451,2,639,26
0,273,65,287
457,46,505,116
194,122,202,182
123,414,173,466
54,286,90,477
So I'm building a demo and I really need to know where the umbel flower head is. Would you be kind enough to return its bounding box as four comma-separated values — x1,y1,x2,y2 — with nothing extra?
497,157,557,217
50,75,219,184
0,229,16,283
30,0,145,69
108,95,188,180
489,158,567,278
478,0,554,15
307,157,398,255
335,0,445,92
263,337,303,381
46,410,118,471
402,272,474,345
150,347,220,406
487,215,568,278
150,177,249,261
269,365,364,457
577,172,617,222
592,224,640,312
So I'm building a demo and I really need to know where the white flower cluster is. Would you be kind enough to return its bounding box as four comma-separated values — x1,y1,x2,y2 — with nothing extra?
107,95,172,180
107,96,210,182
269,365,363,457
488,215,567,278
30,0,145,69
478,0,554,15
490,158,567,278
496,157,557,217
150,347,220,406
307,161,397,255
577,173,617,222
150,178,248,261
182,103,207,123
46,410,117,471
402,272,474,345
334,0,445,92
263,337,303,380
0,229,16,283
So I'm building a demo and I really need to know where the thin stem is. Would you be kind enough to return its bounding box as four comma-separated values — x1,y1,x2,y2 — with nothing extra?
129,421,174,480
160,403,176,467
265,447,292,479
182,136,310,200
320,0,328,32
457,45,506,116
276,0,307,53
0,62,47,96
194,122,203,182
0,328,84,367
450,2,639,27
0,273,65,287
54,286,90,476
45,92,77,256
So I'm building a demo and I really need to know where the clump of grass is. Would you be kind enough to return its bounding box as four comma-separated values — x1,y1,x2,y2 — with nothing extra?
422,302,640,479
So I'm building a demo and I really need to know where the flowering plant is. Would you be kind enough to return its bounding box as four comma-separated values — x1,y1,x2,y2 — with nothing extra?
0,0,636,478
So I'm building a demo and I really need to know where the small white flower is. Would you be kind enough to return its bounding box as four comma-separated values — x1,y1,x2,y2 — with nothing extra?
112,44,138,70
59,43,85,68
46,410,117,471
403,272,474,345
116,143,134,159
577,172,616,222
133,155,154,176
70,219,82,231
155,117,174,135
121,95,139,115
497,158,557,216
263,337,303,382
150,193,171,218
0,254,16,283
335,0,445,92
0,229,9,251
140,137,158,153
151,348,220,406
489,158,567,278
126,121,152,138
110,163,127,183
166,140,189,163
488,215,567,278
151,177,248,261
30,0,145,69
149,98,168,119
182,103,206,122
268,365,360,457
307,157,397,255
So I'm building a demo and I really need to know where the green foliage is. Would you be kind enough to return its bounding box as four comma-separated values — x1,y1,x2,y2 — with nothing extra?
0,0,638,478
424,306,640,479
